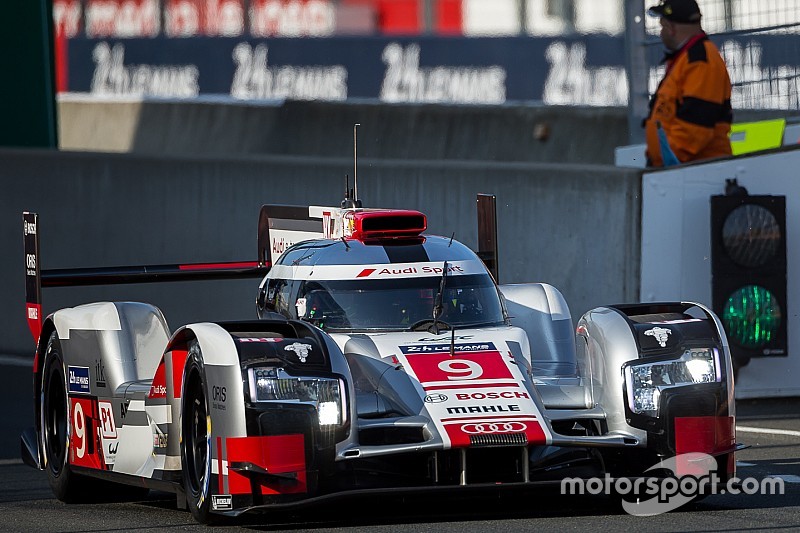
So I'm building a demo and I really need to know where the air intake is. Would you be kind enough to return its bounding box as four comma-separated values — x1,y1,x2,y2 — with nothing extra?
469,433,527,447
343,210,427,241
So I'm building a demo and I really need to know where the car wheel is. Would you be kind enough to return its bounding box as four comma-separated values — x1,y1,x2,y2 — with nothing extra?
181,342,214,524
41,332,77,501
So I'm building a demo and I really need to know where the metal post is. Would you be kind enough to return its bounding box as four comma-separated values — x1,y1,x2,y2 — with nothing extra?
723,0,734,32
624,0,649,144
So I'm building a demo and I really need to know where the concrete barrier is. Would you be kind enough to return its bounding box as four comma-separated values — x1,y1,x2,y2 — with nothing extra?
58,98,630,165
0,148,641,356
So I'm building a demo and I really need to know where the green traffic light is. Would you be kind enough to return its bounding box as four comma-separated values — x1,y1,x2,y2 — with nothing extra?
722,285,782,349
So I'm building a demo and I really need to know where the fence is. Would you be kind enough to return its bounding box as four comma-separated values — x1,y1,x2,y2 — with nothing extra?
627,0,800,142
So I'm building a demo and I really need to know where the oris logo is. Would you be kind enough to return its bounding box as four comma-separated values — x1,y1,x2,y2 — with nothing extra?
424,393,448,403
460,422,527,434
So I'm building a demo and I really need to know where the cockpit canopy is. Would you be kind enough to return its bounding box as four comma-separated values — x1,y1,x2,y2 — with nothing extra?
260,236,507,332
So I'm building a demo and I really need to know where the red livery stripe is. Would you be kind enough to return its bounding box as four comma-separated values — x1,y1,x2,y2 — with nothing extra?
423,381,520,391
178,262,260,271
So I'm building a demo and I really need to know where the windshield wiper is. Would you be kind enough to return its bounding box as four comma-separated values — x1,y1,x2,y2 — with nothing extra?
431,261,448,335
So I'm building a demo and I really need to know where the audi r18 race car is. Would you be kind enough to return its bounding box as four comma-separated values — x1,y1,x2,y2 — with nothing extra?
21,195,740,523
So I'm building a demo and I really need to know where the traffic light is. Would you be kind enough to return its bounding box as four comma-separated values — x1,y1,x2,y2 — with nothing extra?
711,195,787,367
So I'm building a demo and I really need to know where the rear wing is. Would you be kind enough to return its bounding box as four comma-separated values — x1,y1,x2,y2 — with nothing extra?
23,212,270,345
25,197,500,344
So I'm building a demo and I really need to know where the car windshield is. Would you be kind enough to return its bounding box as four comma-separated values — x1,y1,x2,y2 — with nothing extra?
296,274,506,331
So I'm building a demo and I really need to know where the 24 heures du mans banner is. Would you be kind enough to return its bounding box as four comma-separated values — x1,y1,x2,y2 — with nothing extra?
66,35,799,108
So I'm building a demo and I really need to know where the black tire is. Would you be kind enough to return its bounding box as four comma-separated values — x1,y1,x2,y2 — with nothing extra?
41,332,79,501
181,342,215,524
41,332,150,503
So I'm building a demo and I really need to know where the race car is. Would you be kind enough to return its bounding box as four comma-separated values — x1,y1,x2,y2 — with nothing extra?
21,196,739,523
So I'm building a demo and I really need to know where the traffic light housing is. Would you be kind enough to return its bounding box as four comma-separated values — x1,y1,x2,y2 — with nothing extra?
711,195,787,366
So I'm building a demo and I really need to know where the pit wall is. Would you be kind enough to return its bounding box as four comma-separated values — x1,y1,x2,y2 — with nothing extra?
0,148,641,356
57,98,629,165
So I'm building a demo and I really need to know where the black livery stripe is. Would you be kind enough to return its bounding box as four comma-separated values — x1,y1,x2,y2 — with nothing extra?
383,244,430,264
676,97,732,128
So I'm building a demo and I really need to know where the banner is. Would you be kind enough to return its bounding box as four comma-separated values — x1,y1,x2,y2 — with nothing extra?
65,35,800,108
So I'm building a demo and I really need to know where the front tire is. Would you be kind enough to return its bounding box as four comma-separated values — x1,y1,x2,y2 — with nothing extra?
181,342,214,523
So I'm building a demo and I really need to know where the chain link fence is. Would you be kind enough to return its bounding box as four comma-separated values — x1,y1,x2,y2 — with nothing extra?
643,0,800,111
627,0,800,142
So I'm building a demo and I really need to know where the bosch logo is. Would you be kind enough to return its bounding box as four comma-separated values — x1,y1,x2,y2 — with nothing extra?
460,422,527,434
424,393,448,403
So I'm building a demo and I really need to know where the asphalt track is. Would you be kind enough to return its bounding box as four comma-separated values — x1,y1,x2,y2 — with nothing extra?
2,356,800,532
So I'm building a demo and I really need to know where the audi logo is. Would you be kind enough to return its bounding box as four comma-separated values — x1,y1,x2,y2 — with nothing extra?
424,393,448,403
460,422,527,434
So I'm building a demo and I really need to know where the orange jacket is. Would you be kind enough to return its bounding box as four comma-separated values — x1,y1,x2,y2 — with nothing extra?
645,33,733,167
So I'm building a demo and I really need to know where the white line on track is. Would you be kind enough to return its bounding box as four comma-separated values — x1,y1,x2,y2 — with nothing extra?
737,425,800,437
0,355,32,368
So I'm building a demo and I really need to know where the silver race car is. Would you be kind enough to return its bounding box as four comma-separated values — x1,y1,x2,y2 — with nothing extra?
21,197,739,523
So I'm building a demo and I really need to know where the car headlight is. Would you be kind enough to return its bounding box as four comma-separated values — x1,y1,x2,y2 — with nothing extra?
624,348,721,417
247,367,346,426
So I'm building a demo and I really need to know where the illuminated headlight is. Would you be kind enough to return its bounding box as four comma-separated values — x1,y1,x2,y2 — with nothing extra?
625,348,721,417
248,368,346,426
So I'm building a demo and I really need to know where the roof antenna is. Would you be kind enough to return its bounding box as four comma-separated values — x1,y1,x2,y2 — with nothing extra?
353,123,361,206
341,174,356,209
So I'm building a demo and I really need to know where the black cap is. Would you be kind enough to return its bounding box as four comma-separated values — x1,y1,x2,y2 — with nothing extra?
648,0,702,23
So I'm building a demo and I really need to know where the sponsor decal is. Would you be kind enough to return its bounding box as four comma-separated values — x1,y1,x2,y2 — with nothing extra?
322,211,332,238
68,366,91,394
211,494,233,511
249,0,335,37
380,42,506,104
153,433,168,448
543,41,629,106
27,306,39,320
106,441,119,464
455,391,530,400
53,0,83,38
212,385,227,411
284,342,312,363
238,337,283,343
26,254,37,276
91,42,200,98
230,43,347,101
165,0,244,37
401,342,495,354
417,334,474,342
460,421,528,434
424,393,448,403
360,264,465,278
149,383,167,397
85,0,160,38
98,401,117,438
23,220,37,236
446,404,521,415
120,400,129,419
644,327,672,347
95,360,107,388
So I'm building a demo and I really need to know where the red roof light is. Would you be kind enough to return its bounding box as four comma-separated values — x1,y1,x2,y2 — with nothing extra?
344,210,427,241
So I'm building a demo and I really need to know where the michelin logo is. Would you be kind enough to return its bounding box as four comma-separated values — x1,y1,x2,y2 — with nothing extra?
68,366,91,394
212,494,233,510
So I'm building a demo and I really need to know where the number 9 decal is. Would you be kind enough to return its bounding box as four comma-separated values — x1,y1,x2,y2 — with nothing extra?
73,401,86,459
438,359,483,380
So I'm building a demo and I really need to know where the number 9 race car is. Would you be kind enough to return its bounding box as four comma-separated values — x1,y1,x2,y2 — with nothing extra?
20,194,740,523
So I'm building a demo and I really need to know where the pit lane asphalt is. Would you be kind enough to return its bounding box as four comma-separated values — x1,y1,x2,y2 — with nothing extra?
2,356,800,533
